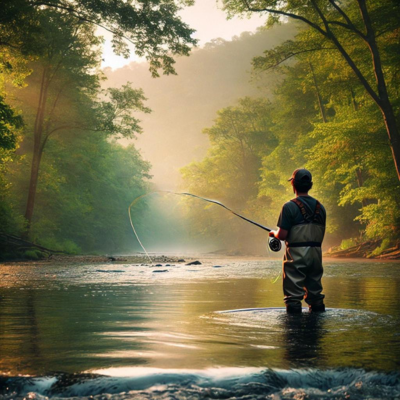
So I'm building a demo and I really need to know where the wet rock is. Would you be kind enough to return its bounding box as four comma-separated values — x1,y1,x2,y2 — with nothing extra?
155,264,162,267
186,260,202,265
108,256,116,261
178,259,185,262
213,265,222,268
152,269,168,273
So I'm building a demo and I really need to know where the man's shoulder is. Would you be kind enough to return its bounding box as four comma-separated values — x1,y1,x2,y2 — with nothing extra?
282,199,298,210
308,196,326,213
292,196,326,214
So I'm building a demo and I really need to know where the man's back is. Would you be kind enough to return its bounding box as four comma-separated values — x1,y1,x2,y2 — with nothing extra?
269,169,326,313
278,195,326,233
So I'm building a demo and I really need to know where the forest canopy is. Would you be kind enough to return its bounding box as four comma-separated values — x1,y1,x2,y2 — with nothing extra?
0,0,195,258
181,0,400,256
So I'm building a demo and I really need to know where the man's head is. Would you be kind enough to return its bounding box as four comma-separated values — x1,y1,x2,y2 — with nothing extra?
288,168,313,193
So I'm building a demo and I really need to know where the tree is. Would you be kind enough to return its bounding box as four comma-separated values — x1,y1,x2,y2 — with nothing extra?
17,11,151,237
0,0,196,77
221,0,400,180
0,96,23,152
0,0,196,160
25,134,151,253
180,98,278,253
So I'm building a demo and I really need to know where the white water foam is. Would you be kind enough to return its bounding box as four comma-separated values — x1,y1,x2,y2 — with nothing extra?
1,368,399,399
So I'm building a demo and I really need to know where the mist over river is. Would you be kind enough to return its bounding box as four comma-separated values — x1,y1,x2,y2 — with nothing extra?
1,257,400,399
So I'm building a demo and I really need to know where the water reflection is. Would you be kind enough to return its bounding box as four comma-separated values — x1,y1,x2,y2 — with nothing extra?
0,260,399,375
281,312,326,368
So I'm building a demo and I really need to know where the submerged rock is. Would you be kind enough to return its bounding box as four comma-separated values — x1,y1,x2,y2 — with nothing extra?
213,265,223,268
152,269,168,273
178,259,186,262
186,260,202,265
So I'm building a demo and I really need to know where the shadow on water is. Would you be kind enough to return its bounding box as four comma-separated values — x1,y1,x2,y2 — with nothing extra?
281,312,326,367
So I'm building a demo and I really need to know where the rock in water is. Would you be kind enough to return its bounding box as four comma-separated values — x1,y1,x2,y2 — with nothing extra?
186,260,202,265
153,269,168,273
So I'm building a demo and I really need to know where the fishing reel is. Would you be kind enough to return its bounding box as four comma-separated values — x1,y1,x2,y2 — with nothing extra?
268,237,282,252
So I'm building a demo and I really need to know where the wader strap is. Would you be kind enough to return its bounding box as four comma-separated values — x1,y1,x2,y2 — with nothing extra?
291,198,310,222
291,198,321,223
287,241,322,247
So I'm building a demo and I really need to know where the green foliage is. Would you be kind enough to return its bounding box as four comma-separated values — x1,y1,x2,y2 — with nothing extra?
368,238,391,257
96,84,152,139
23,249,45,260
180,97,279,253
340,238,357,251
0,0,197,76
181,3,400,253
0,4,154,253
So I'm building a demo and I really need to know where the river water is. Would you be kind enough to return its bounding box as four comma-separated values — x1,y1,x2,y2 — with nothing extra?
0,257,399,399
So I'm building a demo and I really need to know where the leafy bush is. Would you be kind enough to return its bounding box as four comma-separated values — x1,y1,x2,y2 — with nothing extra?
24,250,40,260
368,238,392,257
340,238,357,250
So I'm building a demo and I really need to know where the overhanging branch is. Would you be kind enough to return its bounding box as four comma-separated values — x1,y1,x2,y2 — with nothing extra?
255,47,335,71
242,0,329,38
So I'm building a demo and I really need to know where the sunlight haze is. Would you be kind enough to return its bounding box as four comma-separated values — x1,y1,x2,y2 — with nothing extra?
101,0,265,69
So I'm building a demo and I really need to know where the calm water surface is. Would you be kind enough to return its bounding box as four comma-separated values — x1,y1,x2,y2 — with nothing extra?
0,257,399,399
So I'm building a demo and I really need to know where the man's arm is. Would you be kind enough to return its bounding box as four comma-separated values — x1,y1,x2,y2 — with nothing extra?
269,228,288,241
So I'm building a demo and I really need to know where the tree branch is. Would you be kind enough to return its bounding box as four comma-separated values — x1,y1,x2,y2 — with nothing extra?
29,1,138,49
327,20,366,39
242,0,329,38
255,47,334,71
328,0,367,39
310,0,381,105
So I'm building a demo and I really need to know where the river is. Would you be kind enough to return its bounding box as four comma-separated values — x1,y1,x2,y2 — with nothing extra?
0,257,399,399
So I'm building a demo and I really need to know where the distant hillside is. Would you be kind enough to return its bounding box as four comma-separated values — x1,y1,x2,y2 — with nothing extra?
104,24,296,188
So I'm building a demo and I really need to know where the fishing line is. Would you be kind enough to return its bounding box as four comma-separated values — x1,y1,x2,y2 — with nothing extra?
128,191,282,265
265,234,282,284
128,192,156,263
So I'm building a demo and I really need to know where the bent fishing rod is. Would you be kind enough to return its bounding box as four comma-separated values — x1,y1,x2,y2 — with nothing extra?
128,191,282,263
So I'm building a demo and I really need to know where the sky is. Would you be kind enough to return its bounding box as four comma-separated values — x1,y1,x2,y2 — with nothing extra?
101,0,265,69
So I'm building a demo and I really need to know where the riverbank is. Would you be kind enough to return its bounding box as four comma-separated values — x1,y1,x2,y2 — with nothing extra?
325,240,400,260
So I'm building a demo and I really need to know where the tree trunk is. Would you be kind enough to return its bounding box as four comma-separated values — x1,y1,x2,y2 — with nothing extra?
24,148,44,233
23,67,49,238
356,0,400,180
379,100,400,180
309,62,327,123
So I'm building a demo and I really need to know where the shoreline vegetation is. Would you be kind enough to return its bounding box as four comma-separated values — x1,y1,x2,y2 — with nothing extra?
325,240,400,260
1,232,399,263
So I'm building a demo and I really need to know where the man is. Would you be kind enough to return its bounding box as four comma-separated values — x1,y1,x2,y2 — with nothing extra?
269,168,326,314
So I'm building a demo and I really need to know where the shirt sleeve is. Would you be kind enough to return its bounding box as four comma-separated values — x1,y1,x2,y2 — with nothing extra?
277,202,293,231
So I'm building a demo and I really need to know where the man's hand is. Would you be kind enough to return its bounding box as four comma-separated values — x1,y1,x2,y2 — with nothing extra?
269,228,288,241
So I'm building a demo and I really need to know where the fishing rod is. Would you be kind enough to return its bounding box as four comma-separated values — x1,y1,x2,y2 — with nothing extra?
128,191,282,263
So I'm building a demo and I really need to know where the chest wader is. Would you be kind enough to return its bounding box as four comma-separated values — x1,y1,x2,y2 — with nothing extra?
283,199,325,313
